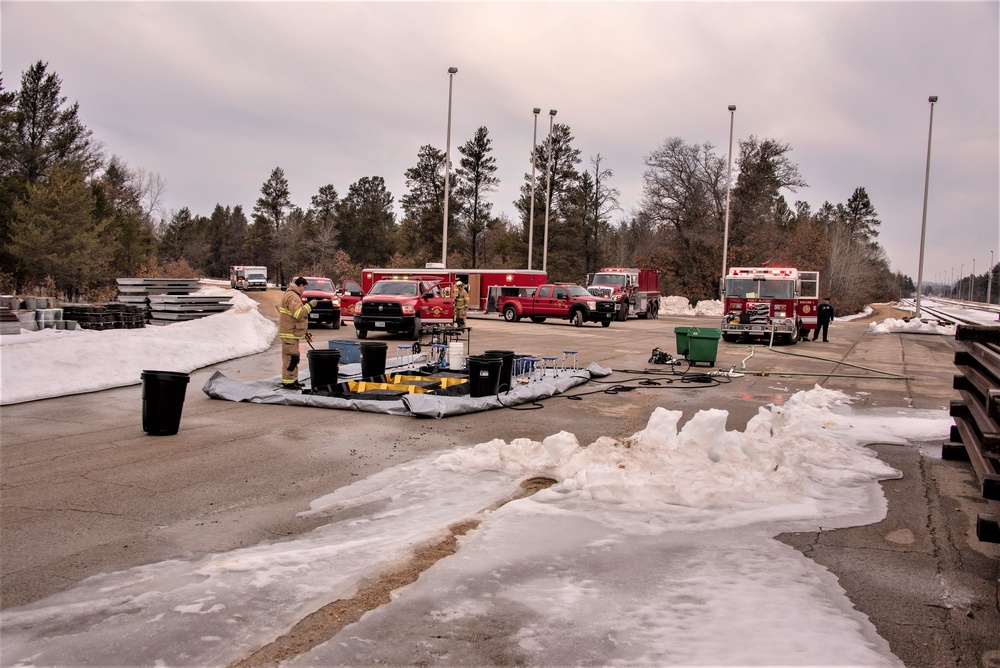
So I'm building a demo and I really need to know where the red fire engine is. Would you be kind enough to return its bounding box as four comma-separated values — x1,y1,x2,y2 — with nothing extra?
586,268,661,320
720,267,820,345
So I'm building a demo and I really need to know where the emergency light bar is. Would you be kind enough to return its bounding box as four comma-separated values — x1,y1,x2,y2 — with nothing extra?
728,267,796,277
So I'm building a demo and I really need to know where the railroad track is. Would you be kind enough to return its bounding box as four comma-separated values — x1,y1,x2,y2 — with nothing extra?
900,297,1000,326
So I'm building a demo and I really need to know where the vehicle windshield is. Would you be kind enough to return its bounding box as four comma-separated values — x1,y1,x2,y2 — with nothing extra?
591,273,626,286
248,273,265,281
566,285,591,297
369,281,418,296
305,279,334,292
725,278,794,300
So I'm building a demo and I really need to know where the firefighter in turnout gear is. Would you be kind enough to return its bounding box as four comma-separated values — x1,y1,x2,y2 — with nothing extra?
453,280,470,328
278,277,316,389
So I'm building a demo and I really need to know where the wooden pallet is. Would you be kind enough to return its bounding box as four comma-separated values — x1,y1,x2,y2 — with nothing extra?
944,323,1000,542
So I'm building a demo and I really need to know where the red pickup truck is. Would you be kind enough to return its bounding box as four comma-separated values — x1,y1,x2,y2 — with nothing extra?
497,283,618,327
354,277,455,340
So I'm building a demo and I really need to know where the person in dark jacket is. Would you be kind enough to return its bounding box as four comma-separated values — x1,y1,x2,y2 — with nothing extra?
812,296,835,342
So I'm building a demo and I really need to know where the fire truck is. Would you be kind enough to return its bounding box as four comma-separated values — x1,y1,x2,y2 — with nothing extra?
586,268,661,320
720,267,820,345
346,266,548,320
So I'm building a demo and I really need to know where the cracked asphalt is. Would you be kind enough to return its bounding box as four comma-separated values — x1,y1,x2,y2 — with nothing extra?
2,300,998,666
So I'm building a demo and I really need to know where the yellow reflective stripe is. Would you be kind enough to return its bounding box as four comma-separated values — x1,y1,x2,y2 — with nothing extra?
278,333,305,339
279,304,312,318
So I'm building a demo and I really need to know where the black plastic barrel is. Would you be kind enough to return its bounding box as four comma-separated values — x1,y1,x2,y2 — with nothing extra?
483,350,515,393
467,355,502,397
141,370,190,436
308,348,341,389
359,341,388,379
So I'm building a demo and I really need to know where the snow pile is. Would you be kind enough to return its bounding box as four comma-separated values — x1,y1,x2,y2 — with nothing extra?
432,386,931,530
660,295,724,317
868,317,956,336
840,305,873,321
0,287,277,405
0,386,948,667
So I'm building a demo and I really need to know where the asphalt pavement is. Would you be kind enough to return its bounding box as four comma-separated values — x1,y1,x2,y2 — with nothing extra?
2,305,998,666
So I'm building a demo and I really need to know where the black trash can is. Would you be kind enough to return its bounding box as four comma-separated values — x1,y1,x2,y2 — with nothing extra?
359,341,388,379
467,355,502,397
483,349,515,393
141,370,190,436
308,348,341,389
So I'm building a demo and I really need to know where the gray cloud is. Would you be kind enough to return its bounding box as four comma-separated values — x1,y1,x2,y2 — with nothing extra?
4,1,997,282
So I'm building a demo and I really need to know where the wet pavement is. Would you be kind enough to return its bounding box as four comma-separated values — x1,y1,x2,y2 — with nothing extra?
2,309,997,666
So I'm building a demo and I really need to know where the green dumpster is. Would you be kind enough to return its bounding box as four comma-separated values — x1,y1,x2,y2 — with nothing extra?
674,326,692,357
687,327,721,367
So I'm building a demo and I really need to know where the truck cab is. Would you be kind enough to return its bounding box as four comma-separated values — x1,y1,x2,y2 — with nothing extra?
296,276,341,329
354,278,455,340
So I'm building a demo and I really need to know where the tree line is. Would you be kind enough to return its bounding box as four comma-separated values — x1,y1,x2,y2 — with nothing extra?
4,60,943,313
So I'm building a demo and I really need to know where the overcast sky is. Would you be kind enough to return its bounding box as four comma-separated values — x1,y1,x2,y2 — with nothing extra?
3,1,997,284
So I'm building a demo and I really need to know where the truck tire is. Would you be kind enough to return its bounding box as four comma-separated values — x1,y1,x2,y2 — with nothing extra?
572,310,584,327
503,305,520,323
722,333,740,343
356,328,368,339
333,317,341,330
530,316,546,324
617,303,628,321
411,316,422,341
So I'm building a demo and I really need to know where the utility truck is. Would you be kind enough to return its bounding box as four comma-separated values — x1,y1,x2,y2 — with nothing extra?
719,267,820,344
496,283,618,327
586,267,661,320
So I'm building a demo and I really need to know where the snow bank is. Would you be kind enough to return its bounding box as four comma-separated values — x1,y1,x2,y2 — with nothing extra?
0,287,277,405
660,295,723,317
868,317,956,335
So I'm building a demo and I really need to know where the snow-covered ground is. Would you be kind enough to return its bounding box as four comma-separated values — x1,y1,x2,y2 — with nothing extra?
0,288,276,405
0,382,951,666
0,286,960,665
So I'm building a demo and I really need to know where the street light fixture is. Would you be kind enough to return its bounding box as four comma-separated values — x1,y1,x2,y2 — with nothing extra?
914,95,937,317
528,108,541,270
441,66,458,267
722,104,737,285
542,109,557,274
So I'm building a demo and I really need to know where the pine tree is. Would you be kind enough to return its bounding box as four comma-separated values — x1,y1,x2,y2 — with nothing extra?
9,161,109,298
455,127,499,267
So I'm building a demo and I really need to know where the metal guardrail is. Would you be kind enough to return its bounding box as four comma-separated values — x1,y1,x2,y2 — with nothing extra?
945,324,1000,543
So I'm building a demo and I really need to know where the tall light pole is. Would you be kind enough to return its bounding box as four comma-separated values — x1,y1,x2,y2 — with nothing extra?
970,258,976,301
542,109,557,274
988,250,994,305
528,108,540,270
722,104,737,287
914,95,937,317
441,66,458,267
960,263,964,301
